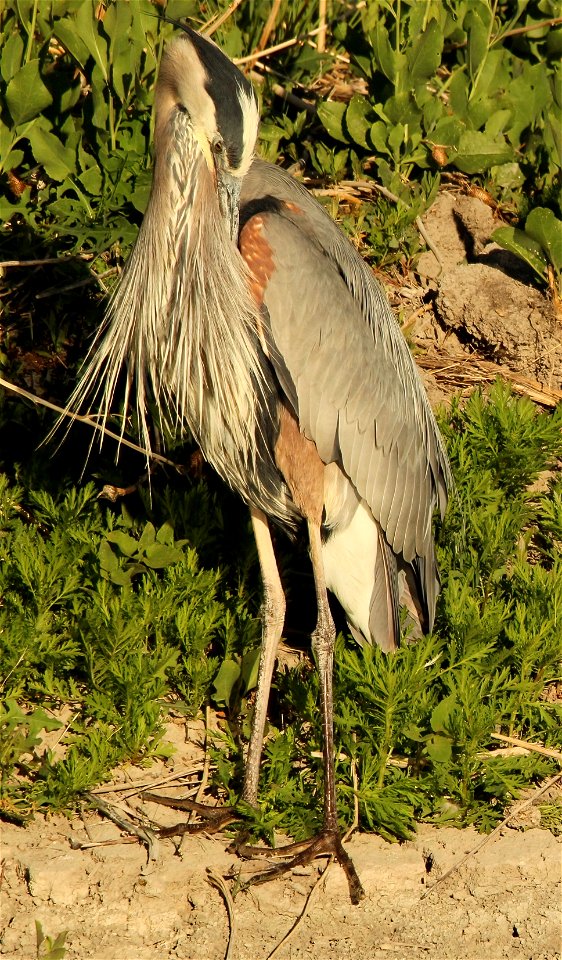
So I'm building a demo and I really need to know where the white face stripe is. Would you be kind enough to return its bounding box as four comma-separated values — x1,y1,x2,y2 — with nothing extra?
158,35,259,179
235,84,259,178
160,38,217,168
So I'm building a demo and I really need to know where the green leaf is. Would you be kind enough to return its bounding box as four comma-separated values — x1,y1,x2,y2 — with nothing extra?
78,164,103,195
317,101,348,143
0,31,25,83
105,3,134,101
373,21,396,82
212,659,241,706
28,124,75,181
156,522,175,547
431,694,457,733
432,116,464,149
492,225,548,279
6,60,53,125
407,19,443,83
53,18,90,71
344,96,373,149
454,130,513,174
369,121,390,154
426,734,453,764
98,540,123,581
485,109,512,139
74,0,108,82
105,531,139,557
490,162,524,189
525,208,562,272
142,543,183,569
240,647,261,694
465,7,490,83
138,522,156,553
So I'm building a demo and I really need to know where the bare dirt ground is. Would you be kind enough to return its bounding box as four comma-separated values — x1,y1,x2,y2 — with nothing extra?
2,737,561,960
2,715,561,960
2,191,561,960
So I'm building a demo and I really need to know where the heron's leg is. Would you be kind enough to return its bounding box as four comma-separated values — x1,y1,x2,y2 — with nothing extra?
99,508,284,845
237,519,365,904
306,519,338,832
307,519,365,902
242,506,286,806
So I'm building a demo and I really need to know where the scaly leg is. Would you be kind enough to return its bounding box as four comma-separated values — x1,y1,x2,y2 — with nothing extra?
238,519,365,904
136,507,285,830
98,511,365,903
242,506,286,805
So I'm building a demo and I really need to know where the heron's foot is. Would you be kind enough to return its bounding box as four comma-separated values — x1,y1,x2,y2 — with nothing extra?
140,792,240,837
235,827,366,905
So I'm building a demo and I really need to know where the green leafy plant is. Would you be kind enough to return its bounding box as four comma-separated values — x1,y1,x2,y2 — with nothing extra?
318,0,560,206
493,206,562,298
35,921,67,960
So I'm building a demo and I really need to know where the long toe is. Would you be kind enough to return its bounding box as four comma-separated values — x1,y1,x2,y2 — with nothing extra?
237,828,366,905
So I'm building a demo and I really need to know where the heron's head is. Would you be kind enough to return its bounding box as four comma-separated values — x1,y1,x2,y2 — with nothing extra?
154,25,259,240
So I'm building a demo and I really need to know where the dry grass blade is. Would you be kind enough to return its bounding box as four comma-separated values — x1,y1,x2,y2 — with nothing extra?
235,28,322,67
490,732,562,763
318,0,328,52
417,354,562,409
421,771,562,900
203,0,245,37
256,0,282,52
207,868,237,960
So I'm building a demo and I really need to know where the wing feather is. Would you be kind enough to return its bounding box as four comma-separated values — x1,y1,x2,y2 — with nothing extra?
240,159,452,635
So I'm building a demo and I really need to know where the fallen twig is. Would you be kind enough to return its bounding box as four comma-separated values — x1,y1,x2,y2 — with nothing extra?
421,771,562,900
90,764,207,799
490,732,562,764
207,868,237,960
83,792,160,860
0,255,91,268
0,376,180,467
417,354,562,409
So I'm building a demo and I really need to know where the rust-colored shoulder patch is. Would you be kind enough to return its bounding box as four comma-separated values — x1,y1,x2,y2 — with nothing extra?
275,403,325,526
239,214,275,310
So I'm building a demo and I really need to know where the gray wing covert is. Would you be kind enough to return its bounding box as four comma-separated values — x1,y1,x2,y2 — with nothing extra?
255,209,438,567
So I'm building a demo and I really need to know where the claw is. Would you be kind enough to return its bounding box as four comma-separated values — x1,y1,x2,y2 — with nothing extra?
236,829,366,904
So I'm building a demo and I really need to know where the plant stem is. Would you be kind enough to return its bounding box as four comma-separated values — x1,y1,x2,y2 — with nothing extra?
24,0,39,65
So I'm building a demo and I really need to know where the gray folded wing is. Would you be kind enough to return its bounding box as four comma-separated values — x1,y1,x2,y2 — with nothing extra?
240,159,452,621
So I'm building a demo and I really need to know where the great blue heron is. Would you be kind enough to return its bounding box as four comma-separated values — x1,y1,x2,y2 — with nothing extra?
72,23,452,903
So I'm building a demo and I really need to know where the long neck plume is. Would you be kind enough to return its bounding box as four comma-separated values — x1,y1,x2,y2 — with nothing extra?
67,109,294,524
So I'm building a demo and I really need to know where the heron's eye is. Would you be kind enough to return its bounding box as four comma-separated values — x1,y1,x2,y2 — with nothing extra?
213,139,225,155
